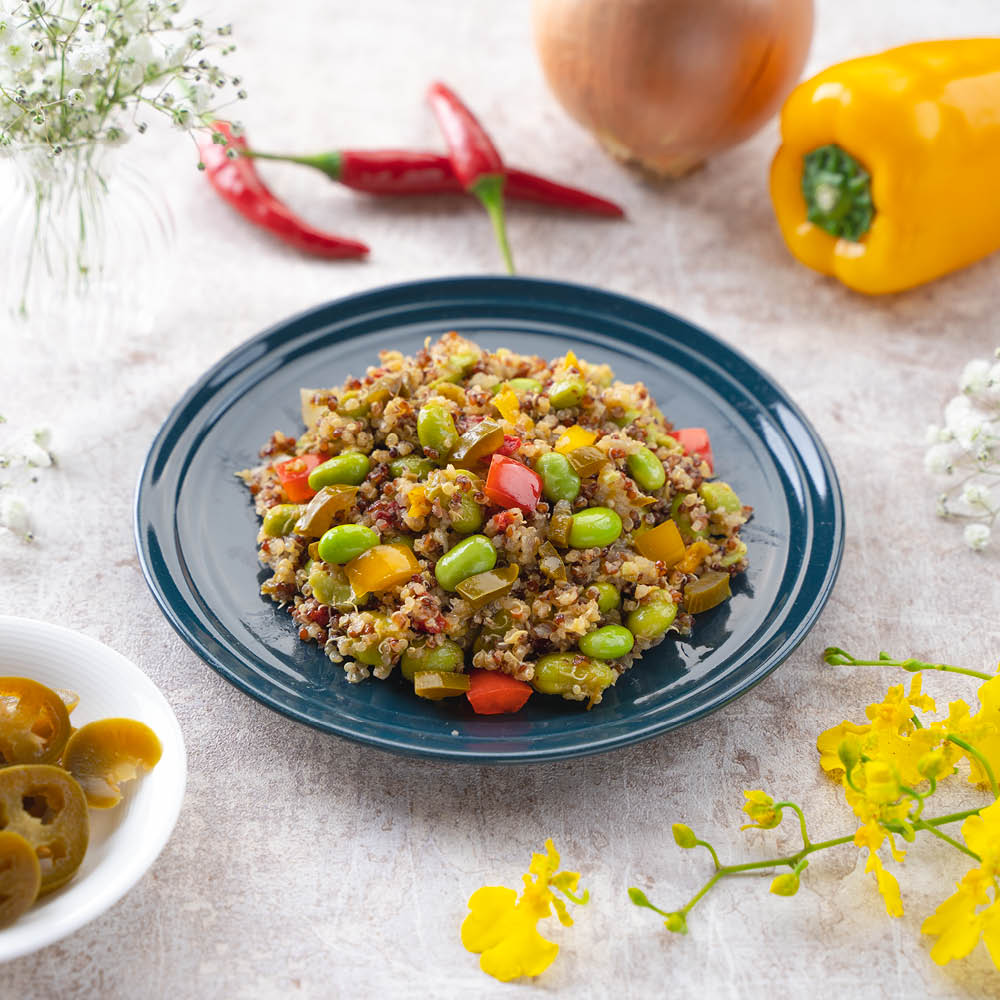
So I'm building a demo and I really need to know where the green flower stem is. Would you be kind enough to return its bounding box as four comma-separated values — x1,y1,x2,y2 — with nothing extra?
946,734,1000,799
693,838,722,871
242,149,344,180
641,808,983,923
823,647,993,681
913,820,981,862
775,801,811,848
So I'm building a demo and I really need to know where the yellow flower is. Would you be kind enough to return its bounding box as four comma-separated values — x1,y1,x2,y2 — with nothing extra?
817,720,869,773
740,790,782,830
945,676,1000,789
461,839,588,983
922,798,1000,968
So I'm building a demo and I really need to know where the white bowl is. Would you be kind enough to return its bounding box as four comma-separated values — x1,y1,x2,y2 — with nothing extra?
0,616,186,962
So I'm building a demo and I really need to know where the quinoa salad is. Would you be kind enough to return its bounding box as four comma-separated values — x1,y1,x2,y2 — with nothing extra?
237,333,750,714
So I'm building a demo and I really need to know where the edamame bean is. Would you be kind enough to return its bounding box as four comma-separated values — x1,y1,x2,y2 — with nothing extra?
434,534,497,591
699,481,742,514
400,639,465,682
492,377,543,395
579,624,635,660
535,452,581,503
389,455,434,480
417,402,458,457
262,503,304,537
353,612,404,666
449,490,484,534
532,652,616,699
308,452,371,490
317,524,379,565
627,446,666,491
547,375,586,410
589,582,621,613
568,507,622,549
627,597,678,639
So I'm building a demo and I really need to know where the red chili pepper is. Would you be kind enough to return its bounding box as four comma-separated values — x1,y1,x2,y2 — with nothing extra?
426,82,515,274
484,454,543,512
199,122,368,259
245,148,624,217
274,453,324,502
673,428,714,474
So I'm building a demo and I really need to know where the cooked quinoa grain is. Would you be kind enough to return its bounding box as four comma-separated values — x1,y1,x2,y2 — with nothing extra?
238,334,751,710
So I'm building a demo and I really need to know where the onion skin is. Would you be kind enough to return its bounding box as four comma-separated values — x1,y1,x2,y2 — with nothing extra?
532,0,814,176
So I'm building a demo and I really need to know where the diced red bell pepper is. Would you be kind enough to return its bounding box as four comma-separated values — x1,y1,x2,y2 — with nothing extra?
673,428,714,474
497,434,521,456
274,453,323,502
466,668,533,715
484,454,542,512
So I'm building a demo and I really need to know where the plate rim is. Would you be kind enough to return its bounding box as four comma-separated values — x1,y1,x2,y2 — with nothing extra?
0,615,187,963
134,275,844,763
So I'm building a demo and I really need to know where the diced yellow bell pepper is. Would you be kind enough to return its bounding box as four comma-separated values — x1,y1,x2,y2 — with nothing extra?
554,425,598,455
677,539,713,574
346,544,420,594
407,485,431,520
635,519,685,568
493,384,520,424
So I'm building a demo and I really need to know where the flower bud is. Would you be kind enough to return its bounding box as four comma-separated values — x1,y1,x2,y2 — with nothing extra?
664,912,687,934
862,760,900,804
742,790,781,829
837,736,862,773
917,750,947,781
770,872,800,897
671,823,697,849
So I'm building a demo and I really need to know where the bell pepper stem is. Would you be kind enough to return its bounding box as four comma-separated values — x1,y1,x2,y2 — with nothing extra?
242,149,344,182
471,173,515,275
801,144,874,242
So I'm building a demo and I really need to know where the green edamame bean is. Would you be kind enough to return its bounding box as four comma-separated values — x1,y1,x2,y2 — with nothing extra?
535,452,581,503
417,402,459,457
627,446,666,491
547,375,586,410
699,481,742,514
390,455,434,480
308,452,371,490
308,564,359,609
532,652,616,699
627,597,678,639
317,524,379,564
568,507,622,549
400,639,465,682
434,534,497,591
450,490,484,534
262,503,304,537
579,624,635,660
671,494,709,541
493,377,543,395
589,582,621,613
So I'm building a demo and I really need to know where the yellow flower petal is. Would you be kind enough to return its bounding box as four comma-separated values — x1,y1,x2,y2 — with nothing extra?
865,853,904,918
981,899,1000,971
922,879,985,965
817,721,870,772
478,915,560,982
462,886,520,954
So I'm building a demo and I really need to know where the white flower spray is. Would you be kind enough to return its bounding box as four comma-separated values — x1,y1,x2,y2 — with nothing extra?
0,1,244,156
0,417,54,541
924,348,1000,551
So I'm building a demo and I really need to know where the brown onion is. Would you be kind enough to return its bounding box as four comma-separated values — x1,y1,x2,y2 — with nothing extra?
532,0,814,176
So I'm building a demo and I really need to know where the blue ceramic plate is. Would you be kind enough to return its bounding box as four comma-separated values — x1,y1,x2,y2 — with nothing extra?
135,277,843,763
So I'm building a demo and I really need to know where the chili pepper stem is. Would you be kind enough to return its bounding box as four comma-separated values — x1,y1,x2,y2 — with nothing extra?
242,149,343,181
472,174,515,274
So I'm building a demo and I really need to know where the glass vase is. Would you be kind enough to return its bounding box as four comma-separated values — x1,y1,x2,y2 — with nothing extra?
0,144,175,350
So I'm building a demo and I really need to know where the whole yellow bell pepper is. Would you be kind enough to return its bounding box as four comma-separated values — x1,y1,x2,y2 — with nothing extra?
770,39,1000,294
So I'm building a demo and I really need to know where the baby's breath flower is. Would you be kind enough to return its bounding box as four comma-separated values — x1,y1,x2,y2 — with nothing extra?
925,349,1000,552
963,523,990,551
0,494,32,540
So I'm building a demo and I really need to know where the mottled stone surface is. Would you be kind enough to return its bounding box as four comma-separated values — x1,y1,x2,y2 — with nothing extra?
2,0,999,996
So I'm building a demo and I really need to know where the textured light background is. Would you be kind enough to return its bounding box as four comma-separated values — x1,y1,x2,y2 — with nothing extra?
2,1,1000,997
